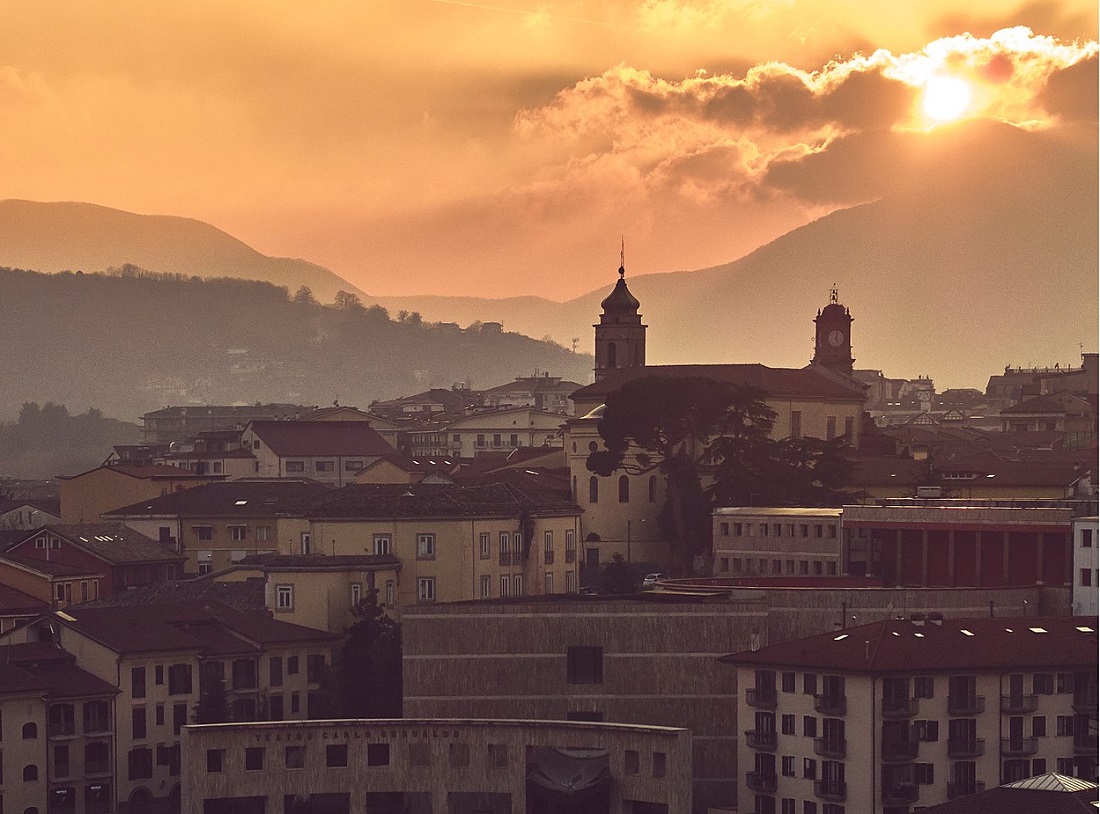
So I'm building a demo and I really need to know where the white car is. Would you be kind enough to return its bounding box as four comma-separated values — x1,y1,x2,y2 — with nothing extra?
641,573,667,589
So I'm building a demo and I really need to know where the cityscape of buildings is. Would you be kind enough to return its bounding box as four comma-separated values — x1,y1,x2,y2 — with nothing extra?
0,267,1095,814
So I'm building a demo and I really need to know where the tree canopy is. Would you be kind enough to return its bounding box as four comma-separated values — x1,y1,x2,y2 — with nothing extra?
318,588,402,718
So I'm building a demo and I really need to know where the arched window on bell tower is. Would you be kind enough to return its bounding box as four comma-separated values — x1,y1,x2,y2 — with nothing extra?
594,245,647,382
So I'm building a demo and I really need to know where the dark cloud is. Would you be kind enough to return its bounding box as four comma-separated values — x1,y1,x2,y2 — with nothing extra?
821,69,917,129
1039,53,1099,120
929,0,1096,42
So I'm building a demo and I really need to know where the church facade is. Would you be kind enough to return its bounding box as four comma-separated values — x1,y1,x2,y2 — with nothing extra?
566,265,868,575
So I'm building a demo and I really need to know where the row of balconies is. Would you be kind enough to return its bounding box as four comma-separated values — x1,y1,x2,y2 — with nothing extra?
746,772,848,802
746,689,846,715
746,730,1091,759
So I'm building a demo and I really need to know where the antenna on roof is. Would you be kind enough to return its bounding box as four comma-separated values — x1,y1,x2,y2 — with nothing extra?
619,237,625,278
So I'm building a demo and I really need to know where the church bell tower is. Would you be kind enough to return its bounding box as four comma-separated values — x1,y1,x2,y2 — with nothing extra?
594,246,646,382
812,286,855,376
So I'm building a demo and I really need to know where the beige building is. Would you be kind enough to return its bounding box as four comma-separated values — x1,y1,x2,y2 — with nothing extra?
58,465,220,524
240,421,394,486
297,477,582,610
439,407,567,458
712,508,844,579
0,601,339,814
723,615,1099,814
183,718,692,814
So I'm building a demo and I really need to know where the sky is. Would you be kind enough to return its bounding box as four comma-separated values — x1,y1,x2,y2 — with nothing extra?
2,1,1097,299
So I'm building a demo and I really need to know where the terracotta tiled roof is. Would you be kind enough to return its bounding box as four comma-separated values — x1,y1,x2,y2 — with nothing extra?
571,364,865,402
103,480,334,518
80,577,267,611
13,524,184,564
0,553,101,578
0,645,118,699
0,497,61,516
247,420,394,457
235,553,401,571
0,582,49,614
845,455,927,486
720,616,1098,672
1000,394,1070,415
58,463,217,481
297,479,580,519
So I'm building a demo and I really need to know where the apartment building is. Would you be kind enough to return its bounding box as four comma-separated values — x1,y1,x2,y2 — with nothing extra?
1073,516,1099,615
0,603,338,814
712,508,844,579
722,616,1098,814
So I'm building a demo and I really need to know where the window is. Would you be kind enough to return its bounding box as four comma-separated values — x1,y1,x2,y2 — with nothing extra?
131,708,146,740
172,704,187,736
255,526,271,543
128,748,152,780
344,460,364,472
624,750,640,775
782,755,795,777
803,757,816,779
417,578,435,602
269,694,284,721
781,715,795,735
232,659,257,690
307,654,325,683
22,722,36,740
416,534,436,559
803,673,818,695
373,535,391,555
270,656,283,687
194,526,213,541
167,664,192,695
826,416,837,440
589,476,599,503
1083,529,1093,547
479,533,491,559
566,571,576,593
1080,569,1092,587
290,693,300,714
790,411,802,438
351,583,361,607
314,460,334,472
914,720,939,741
782,801,795,814
275,584,294,611
84,742,109,774
54,745,69,778
652,752,666,778
385,580,395,606
513,533,522,554
206,749,224,773
488,744,509,768
155,705,164,726
566,646,603,684
914,763,934,784
480,575,491,598
326,745,348,768
287,656,299,675
1033,673,1055,695
1032,716,1047,737
245,747,264,771
513,575,524,596
366,743,390,767
409,742,431,766
544,530,554,559
914,676,935,698
83,701,109,734
1057,715,1075,736
618,476,630,503
284,746,305,769
286,460,306,472
803,716,817,737
228,525,247,542
22,765,37,782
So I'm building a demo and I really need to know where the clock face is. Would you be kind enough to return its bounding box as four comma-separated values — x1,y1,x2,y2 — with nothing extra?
827,330,845,347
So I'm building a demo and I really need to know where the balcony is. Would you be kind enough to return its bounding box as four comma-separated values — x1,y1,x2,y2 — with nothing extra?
880,738,919,761
498,552,512,566
1000,737,1038,756
565,549,575,564
85,759,111,775
746,688,777,709
814,694,847,715
948,781,985,799
881,697,918,718
1072,693,1098,715
947,738,985,758
745,730,777,751
881,783,919,805
1073,734,1098,755
814,781,847,802
47,722,76,738
814,737,847,759
1001,694,1038,714
746,772,778,793
947,694,985,716
544,551,554,565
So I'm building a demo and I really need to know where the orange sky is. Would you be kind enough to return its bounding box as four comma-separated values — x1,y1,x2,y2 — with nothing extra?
2,0,1096,298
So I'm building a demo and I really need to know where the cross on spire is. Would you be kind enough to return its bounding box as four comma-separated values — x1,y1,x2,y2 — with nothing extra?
619,237,626,278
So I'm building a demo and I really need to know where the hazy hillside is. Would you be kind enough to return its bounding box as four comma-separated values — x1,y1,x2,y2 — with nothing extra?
0,200,363,304
0,267,593,422
369,121,1100,389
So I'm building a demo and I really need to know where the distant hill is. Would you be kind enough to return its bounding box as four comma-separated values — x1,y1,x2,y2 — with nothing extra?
0,199,363,305
0,267,593,423
369,121,1099,389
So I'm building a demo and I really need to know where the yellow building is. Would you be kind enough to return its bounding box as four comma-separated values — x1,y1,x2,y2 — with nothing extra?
58,465,220,524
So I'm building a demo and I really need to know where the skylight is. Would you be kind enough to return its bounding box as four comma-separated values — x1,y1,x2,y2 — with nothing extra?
1029,627,1048,634
961,629,975,636
914,632,925,638
234,499,248,505
833,634,848,641
1077,626,1094,633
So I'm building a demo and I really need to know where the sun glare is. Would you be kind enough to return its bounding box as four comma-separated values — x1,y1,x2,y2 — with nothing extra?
922,75,972,122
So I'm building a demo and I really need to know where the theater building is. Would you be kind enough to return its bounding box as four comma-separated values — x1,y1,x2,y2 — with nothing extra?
182,718,692,814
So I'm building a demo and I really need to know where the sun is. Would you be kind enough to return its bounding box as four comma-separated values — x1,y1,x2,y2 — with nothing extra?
922,75,972,122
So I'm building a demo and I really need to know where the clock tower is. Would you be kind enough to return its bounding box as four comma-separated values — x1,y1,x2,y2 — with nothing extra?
594,248,646,382
812,286,855,375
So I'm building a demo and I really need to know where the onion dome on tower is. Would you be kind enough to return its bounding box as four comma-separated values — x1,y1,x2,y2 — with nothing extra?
593,246,647,382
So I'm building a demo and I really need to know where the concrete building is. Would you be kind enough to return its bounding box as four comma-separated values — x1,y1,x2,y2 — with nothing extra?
182,718,692,814
140,405,306,445
712,508,844,579
722,615,1099,814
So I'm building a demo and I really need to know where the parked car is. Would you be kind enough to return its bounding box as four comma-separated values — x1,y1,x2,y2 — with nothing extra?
641,573,667,589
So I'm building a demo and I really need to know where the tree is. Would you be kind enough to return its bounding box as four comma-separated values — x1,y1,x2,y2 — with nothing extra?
599,553,636,593
291,285,317,305
333,290,363,310
193,676,230,724
320,588,402,718
587,375,775,573
710,435,853,507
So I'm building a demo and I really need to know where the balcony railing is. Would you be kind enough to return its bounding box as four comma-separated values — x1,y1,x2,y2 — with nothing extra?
1001,694,1038,714
814,781,847,802
814,694,847,715
1073,734,1098,755
881,698,918,718
948,781,985,799
745,730,777,751
498,552,511,566
565,549,575,564
947,694,985,716
746,688,777,709
47,722,76,737
814,737,847,759
544,551,554,565
947,738,985,758
1000,737,1038,756
746,772,778,793
881,783,919,805
880,738,919,761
